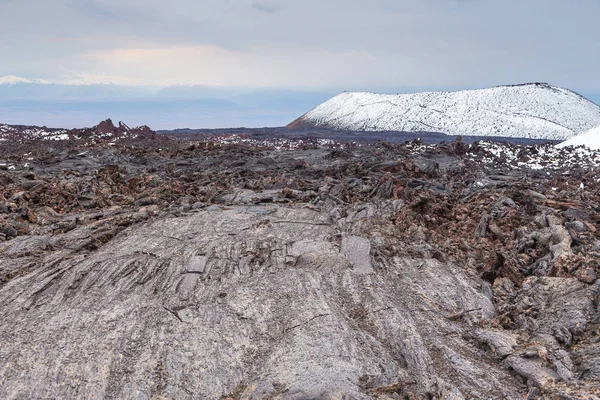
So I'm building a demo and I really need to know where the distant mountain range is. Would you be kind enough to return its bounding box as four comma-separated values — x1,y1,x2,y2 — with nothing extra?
0,78,336,129
2,78,600,136
288,83,600,140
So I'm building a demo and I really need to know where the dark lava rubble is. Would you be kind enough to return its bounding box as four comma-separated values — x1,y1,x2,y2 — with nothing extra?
1,132,600,399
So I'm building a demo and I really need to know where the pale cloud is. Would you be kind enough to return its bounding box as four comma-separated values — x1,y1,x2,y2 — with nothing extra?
0,75,51,85
1,0,599,91
251,0,284,13
68,45,385,88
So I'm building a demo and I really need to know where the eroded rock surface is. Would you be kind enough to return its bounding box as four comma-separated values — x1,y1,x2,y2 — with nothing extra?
1,136,599,399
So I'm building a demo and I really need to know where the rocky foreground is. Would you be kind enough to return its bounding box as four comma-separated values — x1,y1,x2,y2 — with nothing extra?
1,134,600,399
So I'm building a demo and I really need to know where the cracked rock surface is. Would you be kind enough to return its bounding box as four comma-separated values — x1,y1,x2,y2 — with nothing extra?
0,205,506,399
1,136,600,399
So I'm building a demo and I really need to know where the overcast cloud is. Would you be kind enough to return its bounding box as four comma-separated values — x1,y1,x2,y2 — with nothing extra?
1,0,599,91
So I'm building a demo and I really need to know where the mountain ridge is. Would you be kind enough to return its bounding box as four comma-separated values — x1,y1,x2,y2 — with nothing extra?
288,83,600,140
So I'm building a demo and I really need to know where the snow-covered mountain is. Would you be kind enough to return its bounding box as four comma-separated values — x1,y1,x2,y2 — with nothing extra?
288,83,600,140
556,125,600,150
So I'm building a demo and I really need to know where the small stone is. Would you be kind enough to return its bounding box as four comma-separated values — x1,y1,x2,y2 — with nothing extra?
575,267,597,284
566,220,586,233
21,180,43,191
1,225,17,239
135,196,157,206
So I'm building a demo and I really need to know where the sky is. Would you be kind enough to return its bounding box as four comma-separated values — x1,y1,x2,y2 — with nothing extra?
1,0,600,128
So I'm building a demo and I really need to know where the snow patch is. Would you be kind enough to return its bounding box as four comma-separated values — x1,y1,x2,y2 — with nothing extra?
555,125,600,150
471,141,600,170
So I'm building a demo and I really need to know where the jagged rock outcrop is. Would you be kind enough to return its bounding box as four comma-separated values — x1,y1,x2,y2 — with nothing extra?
70,118,157,141
0,119,157,143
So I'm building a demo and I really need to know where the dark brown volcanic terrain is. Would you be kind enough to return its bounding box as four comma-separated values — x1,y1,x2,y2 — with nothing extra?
1,127,600,399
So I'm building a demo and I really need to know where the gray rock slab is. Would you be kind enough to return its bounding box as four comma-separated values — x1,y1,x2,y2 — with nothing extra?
341,235,374,274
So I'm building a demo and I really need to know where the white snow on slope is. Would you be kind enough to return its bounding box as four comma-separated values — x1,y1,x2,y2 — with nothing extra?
556,125,600,150
295,83,600,140
0,124,68,141
474,141,600,170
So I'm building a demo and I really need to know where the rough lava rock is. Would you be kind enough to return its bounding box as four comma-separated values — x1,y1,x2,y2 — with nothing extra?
1,134,600,399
